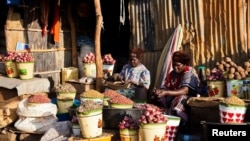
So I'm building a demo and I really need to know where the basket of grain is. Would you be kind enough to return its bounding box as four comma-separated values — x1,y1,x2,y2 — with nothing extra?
219,95,247,123
105,81,131,90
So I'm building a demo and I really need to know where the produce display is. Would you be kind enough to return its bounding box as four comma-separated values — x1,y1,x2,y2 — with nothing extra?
15,52,34,63
118,115,139,129
82,52,95,64
27,94,51,104
206,57,249,80
76,100,103,115
54,83,76,93
102,54,116,65
109,94,134,105
137,104,167,124
206,68,225,80
103,89,121,99
222,95,246,106
1,51,19,62
80,89,104,98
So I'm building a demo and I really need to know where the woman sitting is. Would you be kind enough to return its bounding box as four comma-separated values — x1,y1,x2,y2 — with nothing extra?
151,50,200,133
111,48,151,102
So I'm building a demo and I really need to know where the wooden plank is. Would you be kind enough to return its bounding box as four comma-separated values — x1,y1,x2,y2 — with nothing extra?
67,1,77,67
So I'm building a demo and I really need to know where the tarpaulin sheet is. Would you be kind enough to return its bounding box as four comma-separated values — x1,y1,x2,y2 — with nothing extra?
0,76,50,96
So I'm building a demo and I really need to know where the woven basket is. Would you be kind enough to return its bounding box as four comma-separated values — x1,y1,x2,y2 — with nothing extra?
105,81,131,90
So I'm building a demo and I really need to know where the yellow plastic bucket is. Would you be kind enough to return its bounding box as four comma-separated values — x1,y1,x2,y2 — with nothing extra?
4,61,18,78
57,98,74,113
77,113,103,138
139,122,167,141
16,62,34,79
82,63,96,77
58,92,76,100
207,80,225,97
120,129,139,141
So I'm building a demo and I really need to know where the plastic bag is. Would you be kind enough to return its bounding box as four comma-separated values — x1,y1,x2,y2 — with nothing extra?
14,115,58,133
16,98,57,117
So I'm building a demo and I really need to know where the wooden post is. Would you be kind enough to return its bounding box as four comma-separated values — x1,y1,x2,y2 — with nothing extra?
93,0,103,91
67,1,77,67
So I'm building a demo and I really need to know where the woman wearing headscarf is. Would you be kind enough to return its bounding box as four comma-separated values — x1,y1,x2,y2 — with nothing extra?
152,50,200,133
115,48,151,101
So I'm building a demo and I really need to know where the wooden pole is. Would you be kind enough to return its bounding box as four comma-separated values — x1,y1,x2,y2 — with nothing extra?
93,0,103,91
67,1,77,67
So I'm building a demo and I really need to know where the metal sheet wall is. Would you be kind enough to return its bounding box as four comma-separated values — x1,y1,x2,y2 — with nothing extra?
128,0,250,86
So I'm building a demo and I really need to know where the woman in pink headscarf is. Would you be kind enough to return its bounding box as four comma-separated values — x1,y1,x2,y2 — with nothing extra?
152,50,200,133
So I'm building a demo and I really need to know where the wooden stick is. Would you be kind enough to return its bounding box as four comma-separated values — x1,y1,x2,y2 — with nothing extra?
94,0,103,91
67,1,77,67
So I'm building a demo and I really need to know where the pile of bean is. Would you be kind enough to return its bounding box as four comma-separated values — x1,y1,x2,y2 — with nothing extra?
54,83,76,93
80,90,104,98
223,95,245,106
103,89,121,99
28,94,51,103
109,95,134,105
77,100,103,114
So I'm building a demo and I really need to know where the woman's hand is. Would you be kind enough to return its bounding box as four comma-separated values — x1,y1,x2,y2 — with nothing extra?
125,80,138,86
153,88,167,98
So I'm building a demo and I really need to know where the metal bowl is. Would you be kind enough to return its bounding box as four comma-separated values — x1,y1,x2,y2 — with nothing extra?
102,107,143,129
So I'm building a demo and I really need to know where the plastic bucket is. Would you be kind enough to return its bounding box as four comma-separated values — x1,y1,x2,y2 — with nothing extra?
57,98,74,114
80,97,103,104
207,80,225,97
83,63,96,77
120,129,138,141
77,113,103,138
164,115,181,141
219,103,247,123
226,80,243,97
103,64,114,76
4,61,18,78
139,122,167,141
16,62,34,79
58,92,76,100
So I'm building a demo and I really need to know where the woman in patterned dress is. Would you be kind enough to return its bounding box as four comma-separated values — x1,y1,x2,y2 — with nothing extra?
152,50,200,133
115,48,151,101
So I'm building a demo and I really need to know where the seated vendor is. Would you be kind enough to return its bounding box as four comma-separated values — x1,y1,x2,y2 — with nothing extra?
113,48,151,101
151,50,200,133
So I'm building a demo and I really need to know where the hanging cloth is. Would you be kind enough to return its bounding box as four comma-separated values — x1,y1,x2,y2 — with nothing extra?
50,0,60,43
154,24,183,88
40,0,50,37
119,0,125,25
